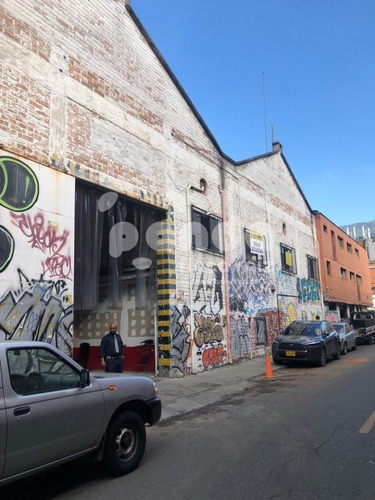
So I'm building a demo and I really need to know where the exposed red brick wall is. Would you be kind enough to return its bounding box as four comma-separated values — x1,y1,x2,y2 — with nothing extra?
315,213,372,306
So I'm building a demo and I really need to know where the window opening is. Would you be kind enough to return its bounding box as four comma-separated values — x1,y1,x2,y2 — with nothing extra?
191,207,222,254
244,229,267,266
280,244,296,274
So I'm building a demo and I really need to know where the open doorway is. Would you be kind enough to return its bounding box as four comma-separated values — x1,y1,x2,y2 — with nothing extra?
73,181,162,371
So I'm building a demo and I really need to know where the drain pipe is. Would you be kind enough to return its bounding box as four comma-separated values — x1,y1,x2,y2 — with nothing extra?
219,161,232,364
186,183,205,374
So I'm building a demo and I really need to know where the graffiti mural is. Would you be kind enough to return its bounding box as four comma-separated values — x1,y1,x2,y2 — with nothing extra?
0,156,74,354
192,263,223,315
0,270,72,353
228,258,270,314
297,278,320,303
170,305,191,374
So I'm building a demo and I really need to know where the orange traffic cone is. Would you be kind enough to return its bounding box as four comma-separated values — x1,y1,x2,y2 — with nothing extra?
265,353,274,379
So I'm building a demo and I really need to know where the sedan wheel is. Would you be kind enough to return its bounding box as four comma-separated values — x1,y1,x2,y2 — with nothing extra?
333,343,341,360
318,348,327,367
342,342,348,355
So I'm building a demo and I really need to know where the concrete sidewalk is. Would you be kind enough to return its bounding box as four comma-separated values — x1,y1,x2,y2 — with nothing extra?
149,356,280,422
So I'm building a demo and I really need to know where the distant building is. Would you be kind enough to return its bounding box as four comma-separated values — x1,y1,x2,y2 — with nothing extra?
314,213,372,320
342,221,375,309
342,221,375,242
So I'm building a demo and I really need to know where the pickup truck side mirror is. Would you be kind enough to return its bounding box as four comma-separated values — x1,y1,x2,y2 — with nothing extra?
78,369,90,388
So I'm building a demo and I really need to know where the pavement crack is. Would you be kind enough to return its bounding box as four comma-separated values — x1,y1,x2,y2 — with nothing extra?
314,422,343,457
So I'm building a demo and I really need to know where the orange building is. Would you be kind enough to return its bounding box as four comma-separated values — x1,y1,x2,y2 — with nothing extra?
314,212,372,320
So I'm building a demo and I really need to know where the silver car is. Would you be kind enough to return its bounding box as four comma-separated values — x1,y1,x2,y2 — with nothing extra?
332,322,357,354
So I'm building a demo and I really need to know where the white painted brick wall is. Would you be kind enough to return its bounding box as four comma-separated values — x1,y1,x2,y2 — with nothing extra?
0,1,323,371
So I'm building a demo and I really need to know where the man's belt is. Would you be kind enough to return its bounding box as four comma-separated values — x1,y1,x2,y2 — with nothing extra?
106,355,123,359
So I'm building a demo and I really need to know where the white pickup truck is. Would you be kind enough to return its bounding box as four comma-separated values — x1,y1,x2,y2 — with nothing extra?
0,341,161,485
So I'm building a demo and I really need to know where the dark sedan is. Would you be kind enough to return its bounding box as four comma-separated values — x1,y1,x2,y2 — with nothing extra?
272,320,341,367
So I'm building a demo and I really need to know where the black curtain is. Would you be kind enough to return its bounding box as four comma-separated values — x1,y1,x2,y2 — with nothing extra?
75,183,159,312
74,185,104,311
133,205,158,309
107,198,128,309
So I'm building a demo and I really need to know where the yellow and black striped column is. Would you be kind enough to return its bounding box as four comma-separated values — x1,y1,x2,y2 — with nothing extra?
156,206,176,375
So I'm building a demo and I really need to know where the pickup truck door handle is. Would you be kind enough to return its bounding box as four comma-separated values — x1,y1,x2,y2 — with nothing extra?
14,406,31,416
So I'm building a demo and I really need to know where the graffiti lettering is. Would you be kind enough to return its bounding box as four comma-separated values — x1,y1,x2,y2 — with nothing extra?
297,278,320,303
202,345,226,368
194,312,223,348
10,212,72,279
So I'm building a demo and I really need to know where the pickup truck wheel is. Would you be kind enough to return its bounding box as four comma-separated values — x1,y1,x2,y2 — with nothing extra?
103,410,146,476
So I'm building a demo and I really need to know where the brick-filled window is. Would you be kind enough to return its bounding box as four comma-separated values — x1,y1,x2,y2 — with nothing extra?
307,255,319,280
244,229,267,266
280,243,297,274
326,261,331,275
191,207,222,254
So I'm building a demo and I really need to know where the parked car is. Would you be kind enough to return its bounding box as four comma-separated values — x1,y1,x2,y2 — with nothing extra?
350,311,375,345
272,320,341,367
0,342,161,486
332,322,357,354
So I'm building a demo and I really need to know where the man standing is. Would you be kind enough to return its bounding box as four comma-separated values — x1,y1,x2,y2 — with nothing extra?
100,322,124,372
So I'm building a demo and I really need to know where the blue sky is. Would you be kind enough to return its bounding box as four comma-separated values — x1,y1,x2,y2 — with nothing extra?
133,0,375,227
